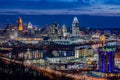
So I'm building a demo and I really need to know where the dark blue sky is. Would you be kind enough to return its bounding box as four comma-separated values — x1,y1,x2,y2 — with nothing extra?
0,15,120,29
0,0,120,28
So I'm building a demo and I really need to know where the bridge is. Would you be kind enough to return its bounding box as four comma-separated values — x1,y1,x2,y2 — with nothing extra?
0,41,75,51
0,39,119,51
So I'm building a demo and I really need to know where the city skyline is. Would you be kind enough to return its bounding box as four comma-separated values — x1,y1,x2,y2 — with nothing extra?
0,1,120,80
0,15,120,29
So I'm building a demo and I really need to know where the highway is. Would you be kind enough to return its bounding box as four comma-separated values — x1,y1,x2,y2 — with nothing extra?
0,55,108,80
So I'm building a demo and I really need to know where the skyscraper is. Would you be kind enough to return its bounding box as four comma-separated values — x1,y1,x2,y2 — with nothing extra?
52,22,58,34
98,35,116,73
27,22,33,36
72,17,80,36
17,17,23,31
98,47,116,73
62,24,67,37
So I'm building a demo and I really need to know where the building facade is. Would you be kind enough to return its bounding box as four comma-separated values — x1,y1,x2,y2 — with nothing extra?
17,17,23,31
72,17,80,36
98,47,116,73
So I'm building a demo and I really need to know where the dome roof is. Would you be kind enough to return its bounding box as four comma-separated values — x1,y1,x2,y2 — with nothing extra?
28,22,33,29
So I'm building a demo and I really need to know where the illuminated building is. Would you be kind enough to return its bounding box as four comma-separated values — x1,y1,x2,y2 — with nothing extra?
75,48,94,58
92,33,100,39
75,48,80,58
98,47,116,73
72,17,79,36
15,37,42,44
57,28,62,37
27,22,33,29
9,30,18,39
17,17,23,31
104,30,111,36
27,22,33,35
100,35,106,47
62,24,68,37
98,35,116,73
52,22,58,34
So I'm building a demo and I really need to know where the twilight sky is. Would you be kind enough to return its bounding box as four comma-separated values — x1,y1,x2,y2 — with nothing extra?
0,0,120,16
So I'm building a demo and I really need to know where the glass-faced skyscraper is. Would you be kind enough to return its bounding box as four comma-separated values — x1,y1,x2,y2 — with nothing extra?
98,47,116,73
98,35,116,73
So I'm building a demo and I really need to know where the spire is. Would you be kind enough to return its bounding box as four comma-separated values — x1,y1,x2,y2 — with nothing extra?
73,16,79,24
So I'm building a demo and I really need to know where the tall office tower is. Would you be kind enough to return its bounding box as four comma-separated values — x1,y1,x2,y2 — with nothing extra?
17,17,23,31
27,22,33,35
52,22,58,34
72,17,80,36
98,47,116,73
62,24,67,37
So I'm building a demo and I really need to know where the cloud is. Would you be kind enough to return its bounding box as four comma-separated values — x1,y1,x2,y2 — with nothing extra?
0,4,119,16
0,0,120,4
0,0,120,16
81,0,120,4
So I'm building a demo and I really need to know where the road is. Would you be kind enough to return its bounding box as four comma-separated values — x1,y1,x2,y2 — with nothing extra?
0,56,108,80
